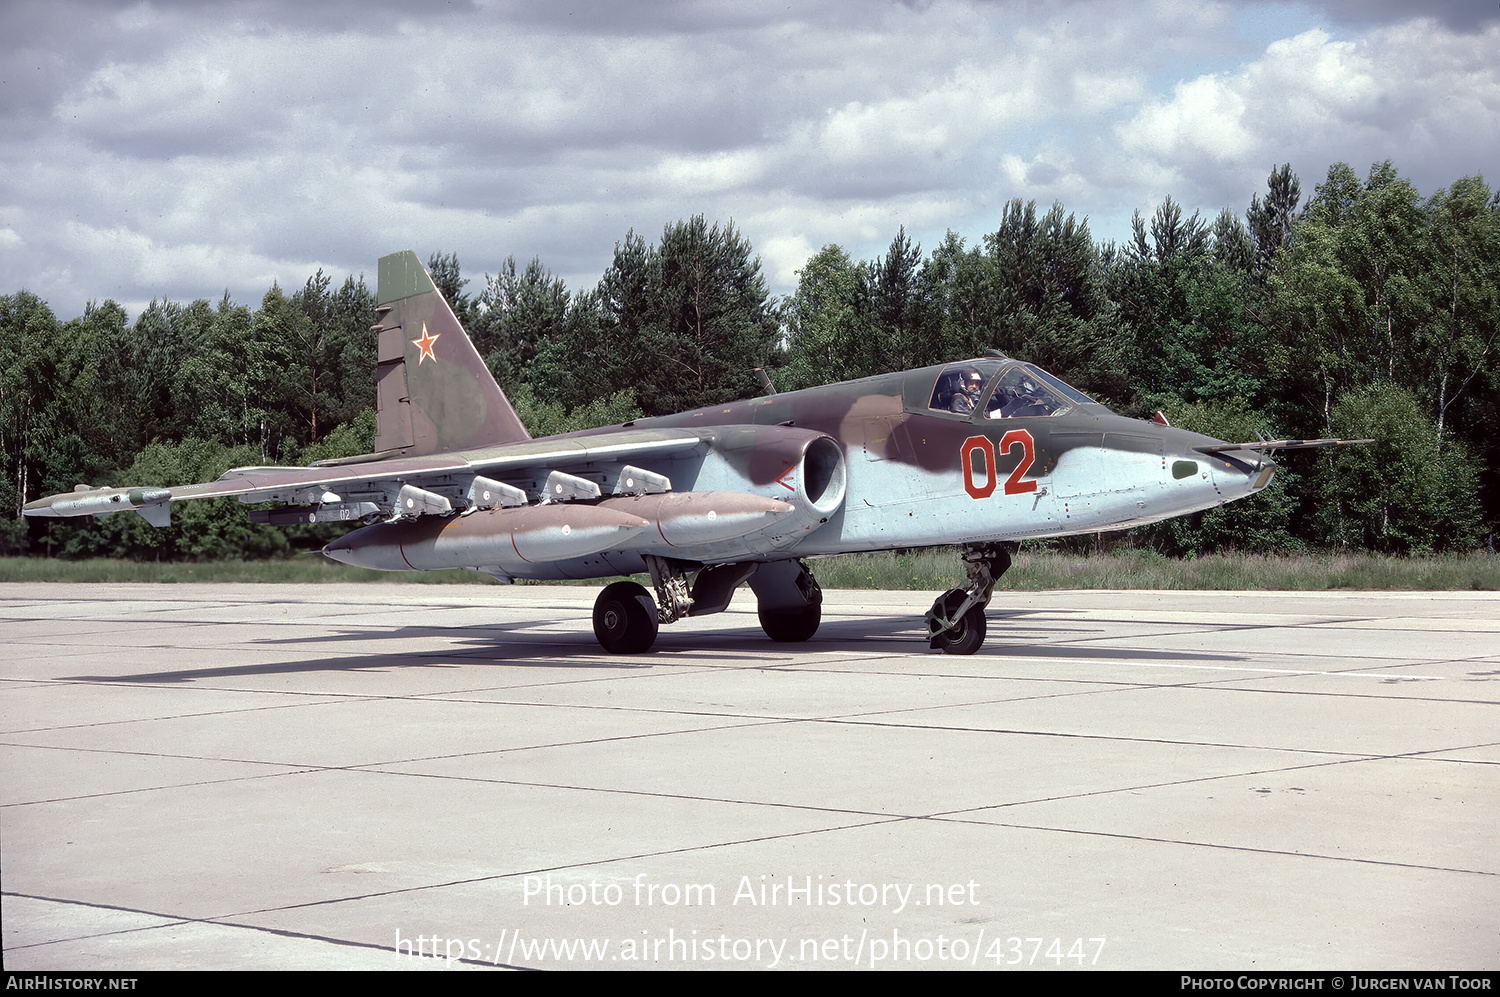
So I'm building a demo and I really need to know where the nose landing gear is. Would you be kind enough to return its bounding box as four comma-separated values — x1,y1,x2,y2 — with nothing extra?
925,543,1014,655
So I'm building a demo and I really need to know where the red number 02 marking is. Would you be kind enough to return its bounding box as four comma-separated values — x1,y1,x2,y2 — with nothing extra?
961,430,1037,499
999,429,1037,495
960,436,996,499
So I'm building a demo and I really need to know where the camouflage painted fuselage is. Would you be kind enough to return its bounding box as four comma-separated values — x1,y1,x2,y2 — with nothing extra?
472,358,1275,580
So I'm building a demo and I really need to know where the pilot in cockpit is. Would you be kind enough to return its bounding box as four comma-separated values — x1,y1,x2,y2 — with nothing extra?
949,370,984,414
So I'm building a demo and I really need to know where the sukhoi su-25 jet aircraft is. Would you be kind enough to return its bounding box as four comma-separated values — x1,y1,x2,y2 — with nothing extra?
25,251,1362,655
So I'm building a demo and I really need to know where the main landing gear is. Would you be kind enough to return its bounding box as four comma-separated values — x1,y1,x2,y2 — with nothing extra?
592,581,658,654
590,549,1012,656
589,557,822,654
748,559,822,643
589,549,1010,656
925,543,1014,655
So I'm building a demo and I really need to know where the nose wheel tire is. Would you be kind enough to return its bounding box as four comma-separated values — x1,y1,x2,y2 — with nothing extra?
933,605,986,655
928,589,987,655
593,581,659,654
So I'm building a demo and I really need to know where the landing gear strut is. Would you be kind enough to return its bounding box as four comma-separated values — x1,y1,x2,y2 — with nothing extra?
590,556,691,654
590,557,822,653
646,555,696,625
593,557,759,654
925,543,1013,655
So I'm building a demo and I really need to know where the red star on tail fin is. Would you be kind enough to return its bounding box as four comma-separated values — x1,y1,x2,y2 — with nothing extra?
412,323,440,364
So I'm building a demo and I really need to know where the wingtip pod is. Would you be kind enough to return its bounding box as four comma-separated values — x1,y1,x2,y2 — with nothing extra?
24,486,172,526
372,250,530,457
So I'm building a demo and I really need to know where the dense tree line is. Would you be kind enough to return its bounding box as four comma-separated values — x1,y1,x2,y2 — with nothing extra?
3,166,1495,560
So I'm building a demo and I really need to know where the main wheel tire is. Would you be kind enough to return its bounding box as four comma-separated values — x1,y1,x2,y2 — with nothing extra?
758,601,821,642
931,592,986,655
593,581,659,654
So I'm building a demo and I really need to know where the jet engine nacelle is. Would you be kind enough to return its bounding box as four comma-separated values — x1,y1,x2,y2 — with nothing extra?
688,426,847,548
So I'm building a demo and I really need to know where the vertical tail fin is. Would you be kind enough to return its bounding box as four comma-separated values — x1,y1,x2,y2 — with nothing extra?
372,250,530,455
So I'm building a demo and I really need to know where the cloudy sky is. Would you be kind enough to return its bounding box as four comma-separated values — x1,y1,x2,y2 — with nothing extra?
3,0,1497,319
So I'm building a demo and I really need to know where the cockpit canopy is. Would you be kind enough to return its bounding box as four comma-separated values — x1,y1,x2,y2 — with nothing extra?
920,359,1097,420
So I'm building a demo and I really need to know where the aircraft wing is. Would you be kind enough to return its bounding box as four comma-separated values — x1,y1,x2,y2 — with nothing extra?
23,428,710,527
22,250,848,570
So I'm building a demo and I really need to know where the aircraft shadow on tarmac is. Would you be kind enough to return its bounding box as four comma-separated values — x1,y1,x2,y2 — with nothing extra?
60,612,1245,684
672,615,1247,663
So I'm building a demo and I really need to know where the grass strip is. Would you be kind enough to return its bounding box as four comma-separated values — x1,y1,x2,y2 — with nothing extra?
2,550,1496,590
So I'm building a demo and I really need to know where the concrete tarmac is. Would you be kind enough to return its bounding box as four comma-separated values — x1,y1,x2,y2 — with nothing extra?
1,582,1496,971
